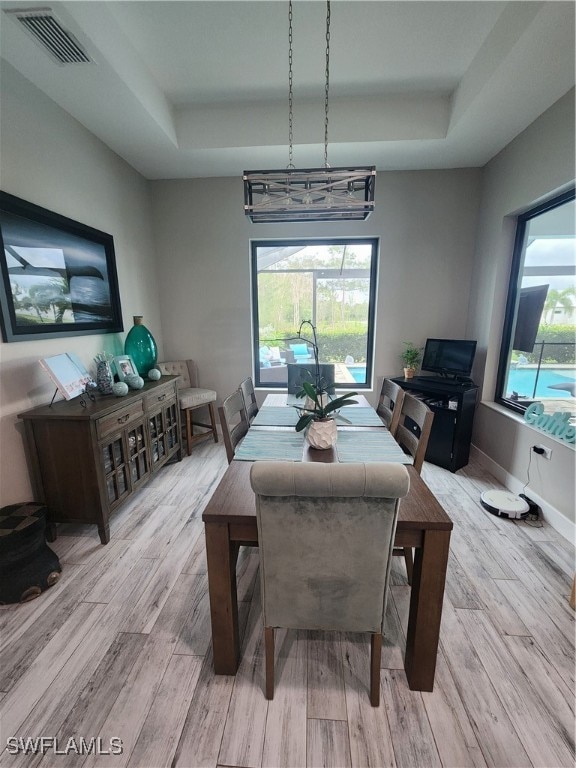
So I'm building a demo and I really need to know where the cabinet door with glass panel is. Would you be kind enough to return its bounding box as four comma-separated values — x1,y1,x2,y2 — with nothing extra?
101,430,132,507
147,392,180,470
101,418,151,506
98,398,149,507
127,419,150,489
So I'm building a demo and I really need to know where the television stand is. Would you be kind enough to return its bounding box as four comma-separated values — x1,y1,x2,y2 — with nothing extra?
391,376,478,473
412,374,473,386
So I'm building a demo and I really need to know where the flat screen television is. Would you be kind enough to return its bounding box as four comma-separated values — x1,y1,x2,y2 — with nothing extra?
513,284,548,353
421,338,477,379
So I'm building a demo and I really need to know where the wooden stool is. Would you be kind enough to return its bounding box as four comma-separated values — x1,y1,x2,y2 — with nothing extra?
0,503,61,604
157,361,218,455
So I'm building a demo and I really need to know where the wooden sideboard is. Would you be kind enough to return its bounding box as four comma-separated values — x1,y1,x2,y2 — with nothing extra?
18,376,182,544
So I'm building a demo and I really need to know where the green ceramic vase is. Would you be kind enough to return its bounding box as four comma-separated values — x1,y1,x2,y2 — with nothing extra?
124,316,158,376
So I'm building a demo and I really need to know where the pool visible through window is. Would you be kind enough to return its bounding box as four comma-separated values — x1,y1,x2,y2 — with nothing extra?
251,239,378,389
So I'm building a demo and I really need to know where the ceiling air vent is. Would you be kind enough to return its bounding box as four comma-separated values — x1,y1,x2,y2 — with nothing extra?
4,7,93,65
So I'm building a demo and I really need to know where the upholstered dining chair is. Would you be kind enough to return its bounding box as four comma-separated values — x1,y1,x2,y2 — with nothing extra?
250,461,410,706
219,390,250,463
239,377,259,423
376,378,405,435
393,392,434,584
157,360,218,455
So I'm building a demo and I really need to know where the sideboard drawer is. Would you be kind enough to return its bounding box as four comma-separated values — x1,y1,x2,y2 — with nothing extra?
97,401,144,439
143,382,177,411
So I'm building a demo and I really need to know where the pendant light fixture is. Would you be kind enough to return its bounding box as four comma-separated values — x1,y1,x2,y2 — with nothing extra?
243,1,376,223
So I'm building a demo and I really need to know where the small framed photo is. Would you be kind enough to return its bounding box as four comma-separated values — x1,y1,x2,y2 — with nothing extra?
114,355,138,381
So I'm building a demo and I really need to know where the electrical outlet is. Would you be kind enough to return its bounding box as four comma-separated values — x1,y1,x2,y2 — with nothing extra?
533,444,552,460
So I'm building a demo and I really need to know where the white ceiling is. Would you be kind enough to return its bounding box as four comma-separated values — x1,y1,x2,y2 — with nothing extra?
1,1,574,179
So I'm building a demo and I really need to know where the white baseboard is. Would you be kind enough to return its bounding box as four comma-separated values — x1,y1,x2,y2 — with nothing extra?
470,444,575,545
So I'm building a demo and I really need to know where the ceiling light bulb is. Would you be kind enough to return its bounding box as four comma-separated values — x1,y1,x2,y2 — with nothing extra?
260,185,271,206
284,183,294,206
302,182,313,205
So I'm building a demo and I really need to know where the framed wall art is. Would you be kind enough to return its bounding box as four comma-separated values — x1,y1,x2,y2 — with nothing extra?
0,192,123,342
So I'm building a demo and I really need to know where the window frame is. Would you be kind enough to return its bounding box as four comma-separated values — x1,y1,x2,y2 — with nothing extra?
495,187,575,414
250,237,379,390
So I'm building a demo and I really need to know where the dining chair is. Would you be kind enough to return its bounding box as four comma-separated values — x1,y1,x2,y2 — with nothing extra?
239,376,259,422
376,377,405,435
250,460,410,706
157,360,218,455
219,390,250,463
394,392,434,584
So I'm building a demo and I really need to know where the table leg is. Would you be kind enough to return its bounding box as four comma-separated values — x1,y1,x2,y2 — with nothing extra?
98,523,110,545
205,522,240,674
404,528,451,691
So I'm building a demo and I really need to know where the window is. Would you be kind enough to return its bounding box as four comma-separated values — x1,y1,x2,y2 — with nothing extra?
496,189,575,421
251,239,378,389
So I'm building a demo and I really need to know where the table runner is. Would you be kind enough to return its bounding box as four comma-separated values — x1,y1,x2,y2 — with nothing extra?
252,405,384,427
336,430,412,464
233,429,305,461
251,407,300,427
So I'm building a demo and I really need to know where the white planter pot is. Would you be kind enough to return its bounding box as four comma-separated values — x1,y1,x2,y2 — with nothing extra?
306,418,337,450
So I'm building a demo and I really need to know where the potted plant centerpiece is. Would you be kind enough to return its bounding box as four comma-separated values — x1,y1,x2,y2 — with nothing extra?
401,341,422,379
290,320,358,449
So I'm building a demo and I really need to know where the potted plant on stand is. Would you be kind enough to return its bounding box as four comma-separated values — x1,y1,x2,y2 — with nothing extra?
401,342,421,379
290,320,358,449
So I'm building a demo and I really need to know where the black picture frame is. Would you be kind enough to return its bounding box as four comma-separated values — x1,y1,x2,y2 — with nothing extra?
0,191,123,342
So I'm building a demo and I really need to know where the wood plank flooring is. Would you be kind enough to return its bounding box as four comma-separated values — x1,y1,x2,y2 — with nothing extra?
0,441,574,768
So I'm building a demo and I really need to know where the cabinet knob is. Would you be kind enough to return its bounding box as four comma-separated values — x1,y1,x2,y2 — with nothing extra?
118,414,130,424
158,394,166,401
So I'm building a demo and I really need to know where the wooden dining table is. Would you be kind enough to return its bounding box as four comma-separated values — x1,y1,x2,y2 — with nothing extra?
202,394,453,692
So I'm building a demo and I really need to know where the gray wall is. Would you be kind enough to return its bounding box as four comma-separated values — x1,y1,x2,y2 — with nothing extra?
467,88,575,532
1,53,572,537
150,170,481,405
0,65,163,504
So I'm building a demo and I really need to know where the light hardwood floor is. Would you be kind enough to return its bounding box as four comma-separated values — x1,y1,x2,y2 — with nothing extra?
1,440,574,768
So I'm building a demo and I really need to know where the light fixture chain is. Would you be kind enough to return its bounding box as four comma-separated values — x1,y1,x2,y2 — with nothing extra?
243,0,375,222
324,0,331,168
288,0,294,169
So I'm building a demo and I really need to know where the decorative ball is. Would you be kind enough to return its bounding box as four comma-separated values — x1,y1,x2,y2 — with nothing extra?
148,368,161,381
112,381,129,397
125,374,145,390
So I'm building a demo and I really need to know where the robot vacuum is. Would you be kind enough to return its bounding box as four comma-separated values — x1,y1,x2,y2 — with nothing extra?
480,490,530,519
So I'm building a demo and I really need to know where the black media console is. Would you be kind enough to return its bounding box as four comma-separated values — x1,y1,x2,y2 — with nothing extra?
391,375,479,473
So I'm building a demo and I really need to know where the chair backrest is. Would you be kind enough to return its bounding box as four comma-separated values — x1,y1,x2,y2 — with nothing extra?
287,363,336,395
219,390,249,463
395,393,434,474
377,378,405,435
250,461,410,633
239,377,258,422
157,360,199,390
